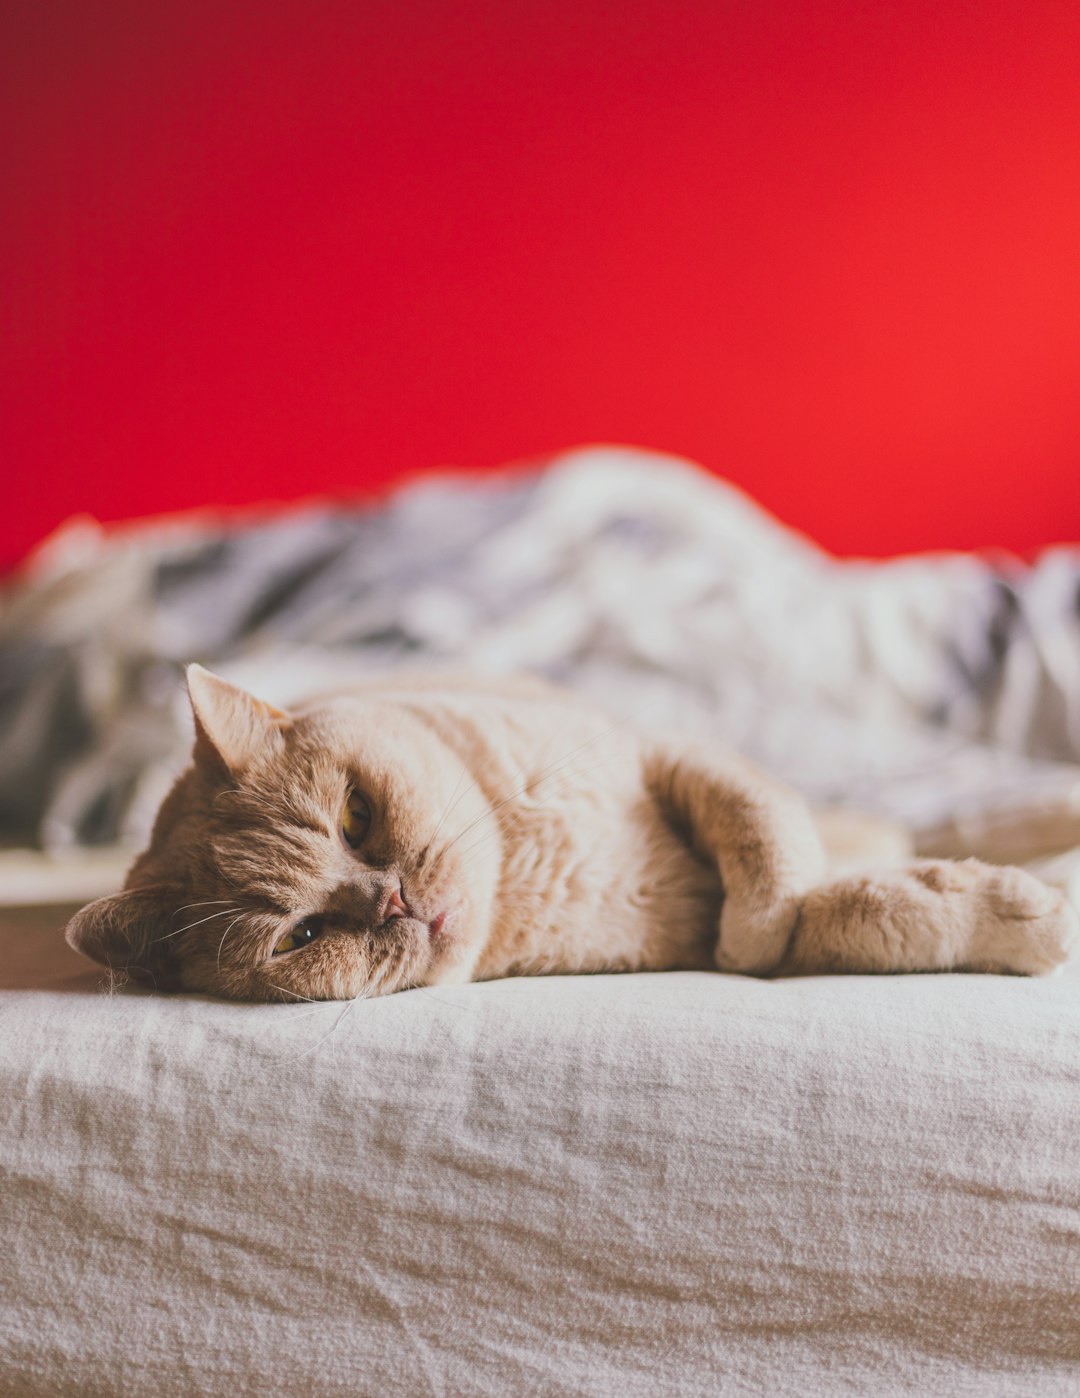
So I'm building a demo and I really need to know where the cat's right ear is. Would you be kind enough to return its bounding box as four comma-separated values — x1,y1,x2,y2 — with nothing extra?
186,664,290,775
64,886,184,989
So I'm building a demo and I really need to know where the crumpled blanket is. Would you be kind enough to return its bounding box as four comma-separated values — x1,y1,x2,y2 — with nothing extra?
2,446,1079,861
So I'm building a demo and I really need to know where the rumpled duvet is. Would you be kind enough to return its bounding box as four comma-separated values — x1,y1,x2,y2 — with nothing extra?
3,446,1079,862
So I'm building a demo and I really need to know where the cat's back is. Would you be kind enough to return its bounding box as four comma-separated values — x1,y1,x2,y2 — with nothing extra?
339,672,637,799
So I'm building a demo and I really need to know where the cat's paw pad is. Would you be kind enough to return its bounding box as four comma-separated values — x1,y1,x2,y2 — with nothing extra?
963,862,1080,975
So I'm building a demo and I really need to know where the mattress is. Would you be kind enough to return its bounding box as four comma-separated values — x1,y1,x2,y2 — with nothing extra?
2,905,1078,1396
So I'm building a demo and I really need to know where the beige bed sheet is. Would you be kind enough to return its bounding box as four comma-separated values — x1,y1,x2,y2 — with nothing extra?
1,909,1079,1397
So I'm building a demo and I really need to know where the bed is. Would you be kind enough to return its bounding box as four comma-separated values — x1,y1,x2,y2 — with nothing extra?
2,448,1080,1393
3,905,1080,1394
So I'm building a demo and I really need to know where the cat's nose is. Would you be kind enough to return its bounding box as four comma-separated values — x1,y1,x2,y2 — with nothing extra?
378,882,411,922
326,877,412,929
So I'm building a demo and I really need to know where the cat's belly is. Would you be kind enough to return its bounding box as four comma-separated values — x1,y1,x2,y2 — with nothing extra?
476,799,723,980
398,687,723,980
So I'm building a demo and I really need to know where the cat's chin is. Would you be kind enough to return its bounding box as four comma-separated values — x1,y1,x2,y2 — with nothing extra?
408,910,487,991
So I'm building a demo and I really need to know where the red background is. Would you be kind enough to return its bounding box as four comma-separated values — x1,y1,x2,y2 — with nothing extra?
3,0,1079,568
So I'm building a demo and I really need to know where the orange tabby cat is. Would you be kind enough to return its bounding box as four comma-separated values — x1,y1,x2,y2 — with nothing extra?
65,667,1078,1000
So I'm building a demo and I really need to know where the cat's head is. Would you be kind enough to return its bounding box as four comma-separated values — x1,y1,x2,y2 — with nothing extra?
65,667,502,1001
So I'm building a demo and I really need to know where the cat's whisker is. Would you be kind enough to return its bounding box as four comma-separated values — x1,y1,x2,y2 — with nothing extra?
448,743,614,865
451,807,524,864
265,984,351,1024
228,790,276,820
450,764,610,868
260,987,373,1064
156,906,242,943
285,981,380,1061
438,720,629,861
412,984,472,1012
423,794,527,882
421,761,472,867
98,883,172,904
327,990,366,1040
267,983,326,1004
278,1002,342,1025
216,913,249,977
172,899,236,915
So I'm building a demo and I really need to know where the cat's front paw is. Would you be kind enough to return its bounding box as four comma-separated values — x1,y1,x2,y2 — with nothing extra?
716,895,801,976
782,859,1080,976
957,861,1080,975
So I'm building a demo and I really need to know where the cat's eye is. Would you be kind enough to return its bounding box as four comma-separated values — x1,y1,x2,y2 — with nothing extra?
272,918,324,956
342,789,372,848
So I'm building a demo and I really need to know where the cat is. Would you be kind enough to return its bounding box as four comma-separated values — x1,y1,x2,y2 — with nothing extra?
65,666,1079,1001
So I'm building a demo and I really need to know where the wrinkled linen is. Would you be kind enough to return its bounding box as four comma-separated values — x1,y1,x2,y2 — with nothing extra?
2,925,1079,1397
2,446,1080,857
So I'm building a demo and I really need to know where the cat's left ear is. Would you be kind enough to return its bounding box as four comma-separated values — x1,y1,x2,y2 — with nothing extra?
186,664,291,775
65,885,185,989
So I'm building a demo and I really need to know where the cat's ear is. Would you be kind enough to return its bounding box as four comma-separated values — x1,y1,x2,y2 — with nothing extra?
186,664,290,774
64,886,184,989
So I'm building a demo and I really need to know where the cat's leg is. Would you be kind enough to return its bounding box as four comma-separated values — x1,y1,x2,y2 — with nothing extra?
781,859,1079,975
644,740,827,974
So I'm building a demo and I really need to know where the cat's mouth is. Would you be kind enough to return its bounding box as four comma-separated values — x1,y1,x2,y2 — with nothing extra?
423,907,464,968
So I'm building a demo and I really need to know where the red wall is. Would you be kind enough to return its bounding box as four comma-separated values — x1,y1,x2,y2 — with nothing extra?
3,1,1079,568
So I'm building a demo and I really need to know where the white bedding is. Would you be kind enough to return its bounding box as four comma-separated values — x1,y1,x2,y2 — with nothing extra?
3,916,1079,1396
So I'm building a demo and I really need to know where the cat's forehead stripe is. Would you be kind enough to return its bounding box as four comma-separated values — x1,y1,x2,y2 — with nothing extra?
205,813,332,908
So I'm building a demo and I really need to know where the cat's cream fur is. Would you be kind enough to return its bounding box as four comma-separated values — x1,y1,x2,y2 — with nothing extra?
66,668,1079,1000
